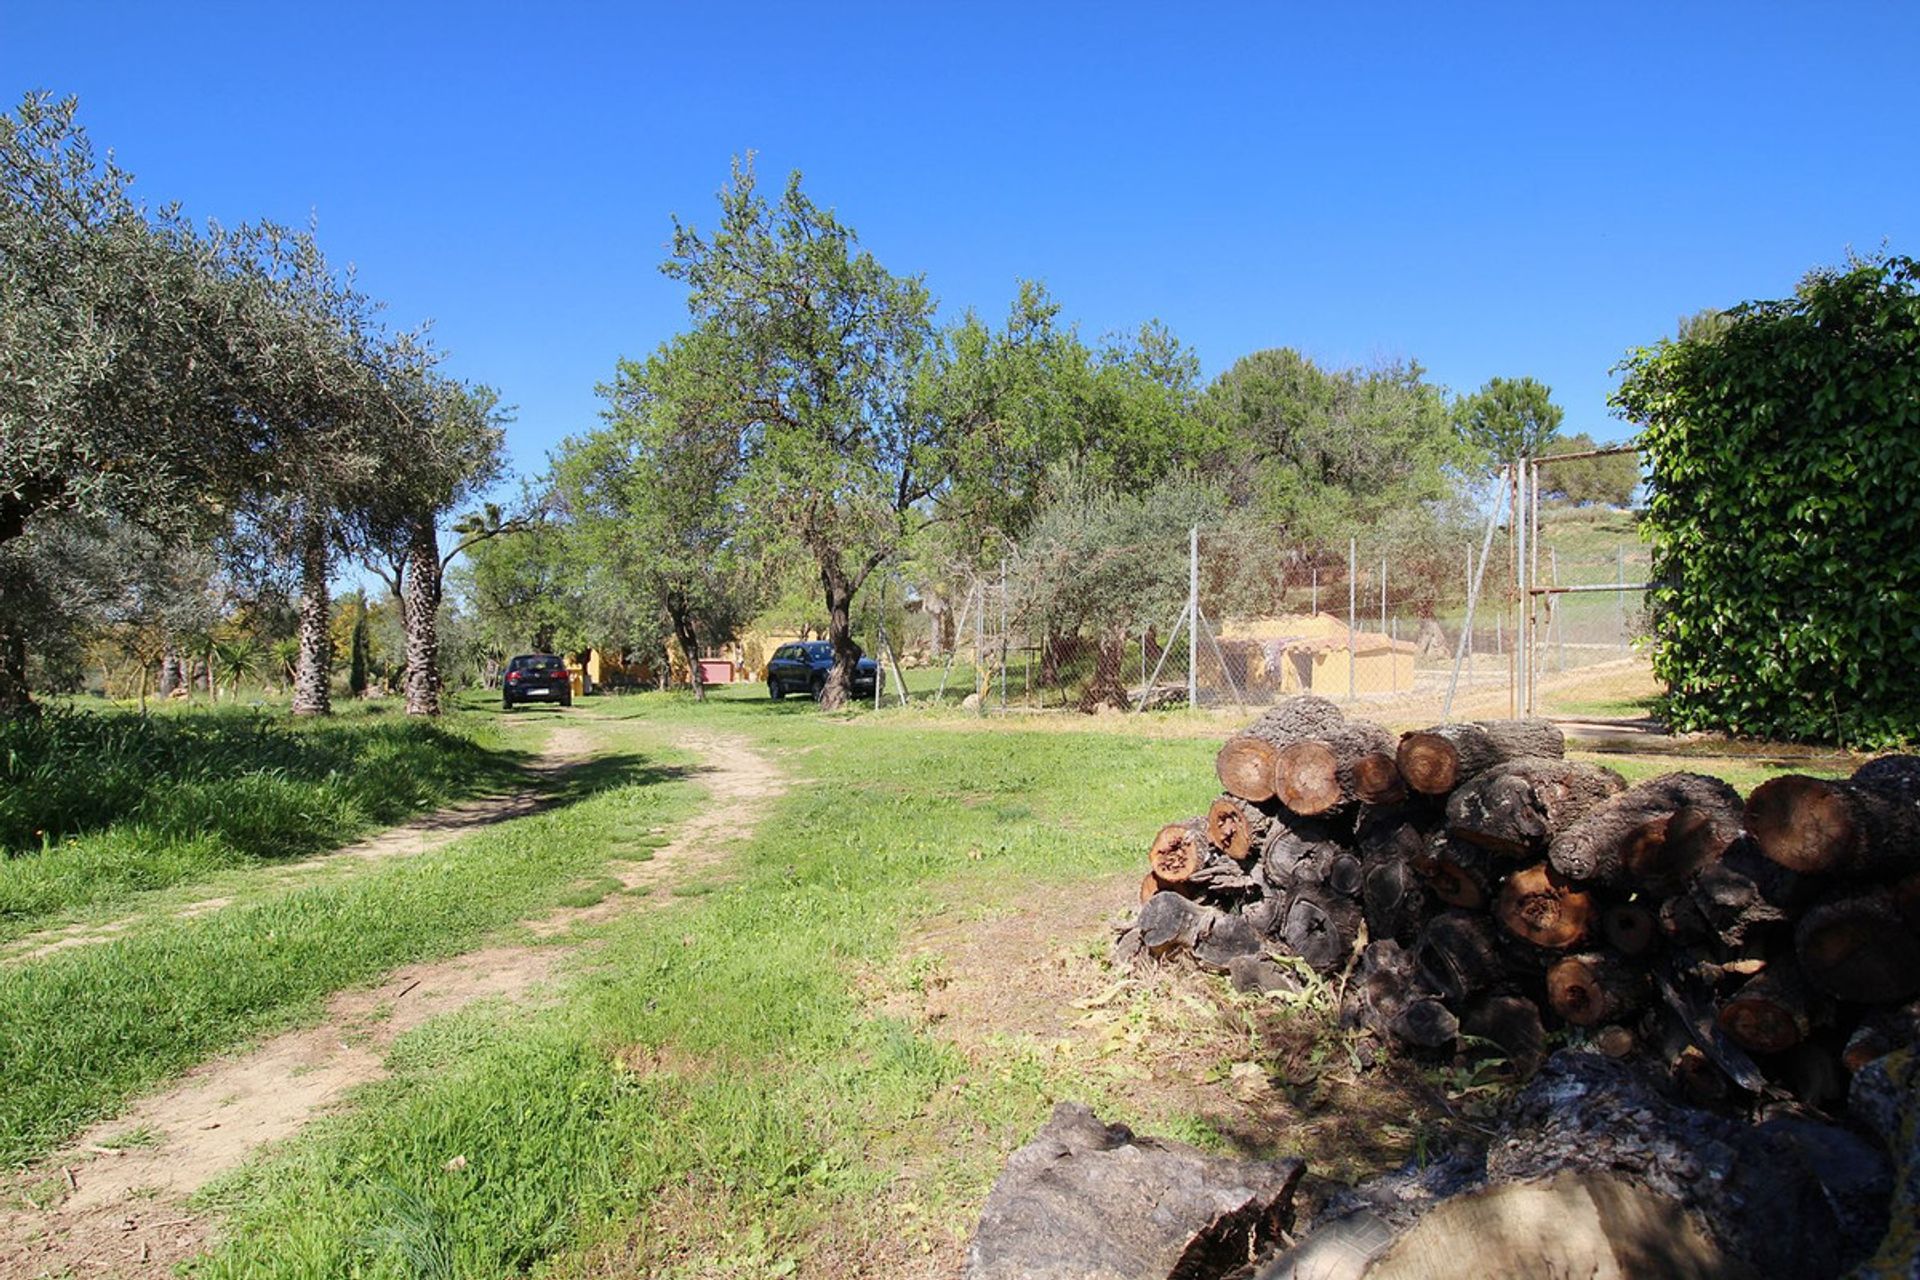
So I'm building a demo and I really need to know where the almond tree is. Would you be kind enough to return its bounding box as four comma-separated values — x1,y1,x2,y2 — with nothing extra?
663,161,938,708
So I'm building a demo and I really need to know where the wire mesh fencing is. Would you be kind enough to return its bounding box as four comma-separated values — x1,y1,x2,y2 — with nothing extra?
860,516,1650,720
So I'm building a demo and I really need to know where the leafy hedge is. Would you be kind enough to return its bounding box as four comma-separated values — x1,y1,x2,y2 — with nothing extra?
1612,255,1920,747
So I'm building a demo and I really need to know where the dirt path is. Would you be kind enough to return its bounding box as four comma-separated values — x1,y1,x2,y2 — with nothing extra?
1,725,597,966
0,726,785,1280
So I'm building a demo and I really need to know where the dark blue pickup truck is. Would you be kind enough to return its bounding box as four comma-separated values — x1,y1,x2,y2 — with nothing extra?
766,641,878,701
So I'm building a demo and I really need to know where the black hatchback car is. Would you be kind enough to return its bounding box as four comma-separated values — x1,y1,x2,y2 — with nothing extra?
766,642,878,701
502,654,572,709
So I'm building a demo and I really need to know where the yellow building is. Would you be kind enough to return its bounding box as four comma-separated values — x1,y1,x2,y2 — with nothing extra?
1216,611,1418,696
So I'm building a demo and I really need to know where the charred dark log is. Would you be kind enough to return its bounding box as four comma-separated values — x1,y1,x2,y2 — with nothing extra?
1278,885,1363,974
1138,892,1213,954
1459,994,1546,1074
1447,758,1626,858
1362,854,1427,946
1795,888,1920,1004
1495,862,1595,950
1214,695,1346,803
1354,802,1439,864
1600,900,1660,957
1395,717,1567,796
1259,813,1348,896
1547,772,1744,893
1416,909,1504,1003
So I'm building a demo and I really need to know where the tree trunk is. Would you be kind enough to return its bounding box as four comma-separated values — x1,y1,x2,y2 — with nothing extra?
1078,624,1129,713
666,594,704,703
393,517,439,714
0,610,31,718
818,556,859,710
291,513,333,717
159,645,182,697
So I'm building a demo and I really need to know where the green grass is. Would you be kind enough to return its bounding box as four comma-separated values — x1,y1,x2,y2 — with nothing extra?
0,701,527,939
188,691,1215,1277
0,723,699,1166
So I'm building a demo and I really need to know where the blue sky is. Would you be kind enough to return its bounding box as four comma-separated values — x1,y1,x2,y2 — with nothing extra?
5,3,1915,482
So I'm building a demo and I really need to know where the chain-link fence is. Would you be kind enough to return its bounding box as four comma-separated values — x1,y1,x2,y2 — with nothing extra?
862,513,1649,720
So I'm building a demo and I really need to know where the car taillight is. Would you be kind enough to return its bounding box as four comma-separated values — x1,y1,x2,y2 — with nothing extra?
508,671,521,682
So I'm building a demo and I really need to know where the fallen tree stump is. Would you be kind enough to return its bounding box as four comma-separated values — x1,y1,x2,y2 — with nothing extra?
964,1102,1304,1280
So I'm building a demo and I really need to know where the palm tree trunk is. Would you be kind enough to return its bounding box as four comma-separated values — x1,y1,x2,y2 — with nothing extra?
292,514,333,717
403,516,442,716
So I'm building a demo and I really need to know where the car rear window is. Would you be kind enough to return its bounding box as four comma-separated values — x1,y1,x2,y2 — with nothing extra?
514,657,564,673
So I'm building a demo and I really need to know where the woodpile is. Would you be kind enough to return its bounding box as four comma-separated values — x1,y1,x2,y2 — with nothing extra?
1119,694,1920,1107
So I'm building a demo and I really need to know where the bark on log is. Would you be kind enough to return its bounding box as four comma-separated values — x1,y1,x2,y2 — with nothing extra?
1395,717,1566,796
1495,862,1595,950
1547,772,1744,893
1447,757,1626,858
1272,720,1398,815
1354,802,1438,864
1214,696,1346,803
1363,1171,1732,1280
1147,819,1209,885
1546,952,1647,1027
1746,771,1920,878
1716,961,1813,1055
1795,888,1920,1003
964,1101,1304,1280
1842,1002,1920,1074
1683,845,1798,951
1205,794,1273,864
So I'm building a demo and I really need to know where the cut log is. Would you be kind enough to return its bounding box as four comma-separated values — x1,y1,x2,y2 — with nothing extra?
1278,885,1362,974
1600,901,1659,957
1841,1002,1919,1073
1851,752,1920,800
1409,831,1493,909
1389,998,1460,1049
1495,862,1595,950
1349,748,1406,807
1746,771,1920,878
1460,994,1546,1074
1716,961,1813,1054
1653,964,1773,1096
1258,814,1348,895
1192,911,1263,973
1326,852,1365,898
1416,910,1503,1002
1362,854,1426,945
1272,719,1397,815
1545,952,1647,1027
1147,819,1208,885
1447,758,1626,858
1204,794,1273,863
1214,695,1346,803
1395,717,1566,796
1139,872,1163,904
1547,772,1744,892
1795,888,1920,1003
1591,1024,1638,1059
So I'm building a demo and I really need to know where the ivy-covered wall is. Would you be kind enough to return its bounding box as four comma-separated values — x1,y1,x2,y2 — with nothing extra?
1612,255,1920,747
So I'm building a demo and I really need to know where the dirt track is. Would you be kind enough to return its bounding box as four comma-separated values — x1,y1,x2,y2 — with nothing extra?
0,725,785,1280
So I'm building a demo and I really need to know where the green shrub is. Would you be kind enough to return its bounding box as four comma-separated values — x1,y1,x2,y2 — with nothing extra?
1613,254,1920,746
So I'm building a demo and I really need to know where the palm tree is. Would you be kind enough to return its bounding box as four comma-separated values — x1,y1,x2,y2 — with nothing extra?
212,637,263,702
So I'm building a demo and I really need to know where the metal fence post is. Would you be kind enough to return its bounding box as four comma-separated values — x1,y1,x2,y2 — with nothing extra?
1347,536,1357,702
1188,525,1199,710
